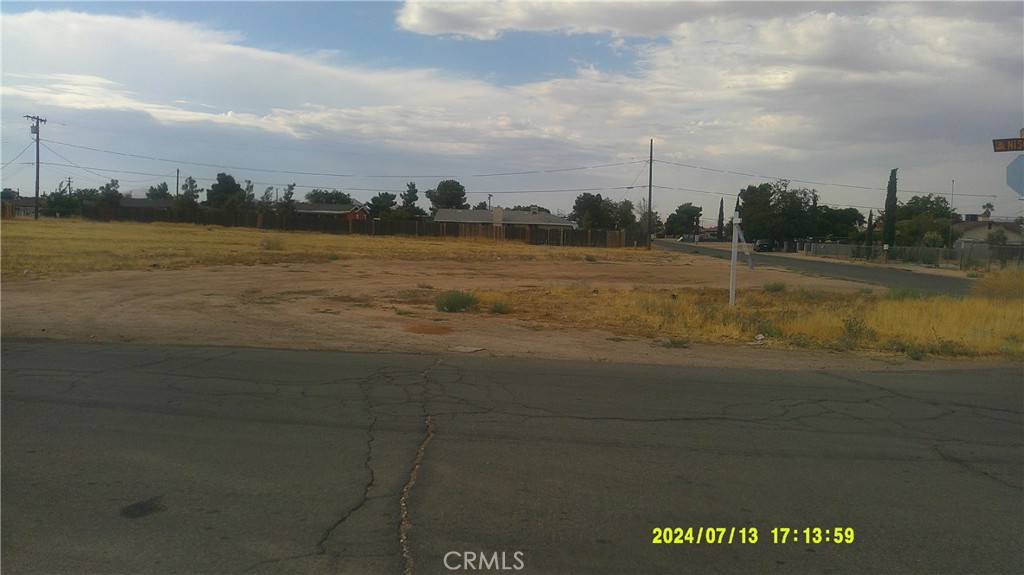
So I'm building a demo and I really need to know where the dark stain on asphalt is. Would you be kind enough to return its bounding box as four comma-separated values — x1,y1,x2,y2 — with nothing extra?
120,495,165,519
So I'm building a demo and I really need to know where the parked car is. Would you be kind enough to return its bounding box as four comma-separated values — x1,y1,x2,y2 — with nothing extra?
754,239,773,252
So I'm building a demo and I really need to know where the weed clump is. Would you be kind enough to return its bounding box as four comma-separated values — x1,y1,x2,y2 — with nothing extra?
435,290,478,312
763,281,786,293
258,237,286,251
490,300,513,314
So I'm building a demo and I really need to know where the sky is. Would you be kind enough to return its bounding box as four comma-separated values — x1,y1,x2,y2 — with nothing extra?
2,1,1023,225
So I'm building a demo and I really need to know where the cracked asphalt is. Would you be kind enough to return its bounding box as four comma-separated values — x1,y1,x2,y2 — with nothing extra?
2,342,1021,574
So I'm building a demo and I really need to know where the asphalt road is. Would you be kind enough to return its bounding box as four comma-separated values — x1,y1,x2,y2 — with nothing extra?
2,342,1021,574
655,240,974,296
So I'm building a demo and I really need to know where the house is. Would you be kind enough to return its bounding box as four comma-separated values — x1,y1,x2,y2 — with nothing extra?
12,197,37,217
955,220,1022,245
294,202,369,220
433,207,576,230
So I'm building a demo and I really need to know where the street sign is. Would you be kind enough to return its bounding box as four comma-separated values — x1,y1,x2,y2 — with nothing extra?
993,138,1024,152
1007,154,1024,197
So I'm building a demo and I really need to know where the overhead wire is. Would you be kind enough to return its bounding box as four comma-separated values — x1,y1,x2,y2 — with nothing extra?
2,142,35,169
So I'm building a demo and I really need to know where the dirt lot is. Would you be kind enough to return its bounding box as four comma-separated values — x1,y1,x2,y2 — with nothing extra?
0,253,985,371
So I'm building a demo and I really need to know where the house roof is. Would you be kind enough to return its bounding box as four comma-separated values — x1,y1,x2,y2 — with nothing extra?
433,208,576,228
956,221,1022,234
294,202,368,214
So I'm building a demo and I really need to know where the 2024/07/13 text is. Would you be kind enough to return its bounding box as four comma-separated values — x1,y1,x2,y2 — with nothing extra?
652,527,855,545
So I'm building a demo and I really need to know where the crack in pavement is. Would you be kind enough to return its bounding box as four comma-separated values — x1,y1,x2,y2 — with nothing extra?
400,415,435,575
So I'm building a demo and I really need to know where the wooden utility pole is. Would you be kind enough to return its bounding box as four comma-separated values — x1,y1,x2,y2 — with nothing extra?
25,115,47,219
647,139,653,249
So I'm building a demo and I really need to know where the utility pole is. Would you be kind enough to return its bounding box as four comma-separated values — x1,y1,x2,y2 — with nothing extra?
25,115,47,219
647,138,653,250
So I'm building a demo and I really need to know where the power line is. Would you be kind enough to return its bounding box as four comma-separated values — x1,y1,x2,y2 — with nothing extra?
44,139,645,180
2,141,35,169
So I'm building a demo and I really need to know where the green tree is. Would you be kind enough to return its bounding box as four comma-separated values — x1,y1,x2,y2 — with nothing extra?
176,176,201,210
816,206,865,238
146,182,171,200
368,192,397,218
206,173,244,209
1,188,18,201
306,189,353,204
716,197,725,240
570,193,613,230
512,204,551,213
882,168,898,247
865,210,874,246
472,201,489,210
425,180,469,213
393,182,427,220
257,186,276,214
986,227,1008,245
45,185,83,215
275,183,297,215
737,182,774,240
614,199,637,231
95,179,123,210
665,203,703,236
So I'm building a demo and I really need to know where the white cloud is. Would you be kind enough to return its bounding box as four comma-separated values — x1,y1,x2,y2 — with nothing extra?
2,4,1021,216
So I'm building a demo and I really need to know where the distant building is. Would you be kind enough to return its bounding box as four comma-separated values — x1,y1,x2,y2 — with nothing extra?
294,202,370,220
433,207,576,230
955,220,1022,244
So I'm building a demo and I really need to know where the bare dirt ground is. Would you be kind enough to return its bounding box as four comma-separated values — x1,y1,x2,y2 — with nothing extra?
0,253,992,371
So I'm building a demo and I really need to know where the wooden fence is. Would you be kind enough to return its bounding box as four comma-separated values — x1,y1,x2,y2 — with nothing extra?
78,205,639,248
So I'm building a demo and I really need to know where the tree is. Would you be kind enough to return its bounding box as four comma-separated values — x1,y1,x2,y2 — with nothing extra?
882,168,898,247
986,227,1008,245
425,180,469,214
633,198,663,238
737,182,774,240
716,198,725,240
614,199,637,231
664,203,703,236
206,173,244,209
146,182,171,200
815,206,865,239
982,202,994,216
1,188,18,201
472,201,489,210
368,192,397,218
176,176,201,210
275,183,297,215
257,187,276,214
888,194,960,246
393,182,427,220
571,193,612,230
512,205,551,213
306,189,353,204
865,210,874,246
95,179,122,210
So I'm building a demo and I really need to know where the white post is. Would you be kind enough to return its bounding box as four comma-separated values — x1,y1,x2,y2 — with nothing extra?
730,213,740,307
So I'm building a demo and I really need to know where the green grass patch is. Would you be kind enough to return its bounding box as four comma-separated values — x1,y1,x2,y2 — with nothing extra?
434,290,478,312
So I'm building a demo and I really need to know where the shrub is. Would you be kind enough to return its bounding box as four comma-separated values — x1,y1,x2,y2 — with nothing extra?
763,281,786,293
490,300,512,314
887,287,921,300
435,290,478,312
258,237,286,251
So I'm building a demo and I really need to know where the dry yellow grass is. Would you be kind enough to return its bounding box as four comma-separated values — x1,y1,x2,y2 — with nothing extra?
3,218,1021,358
0,218,662,278
474,285,1023,358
